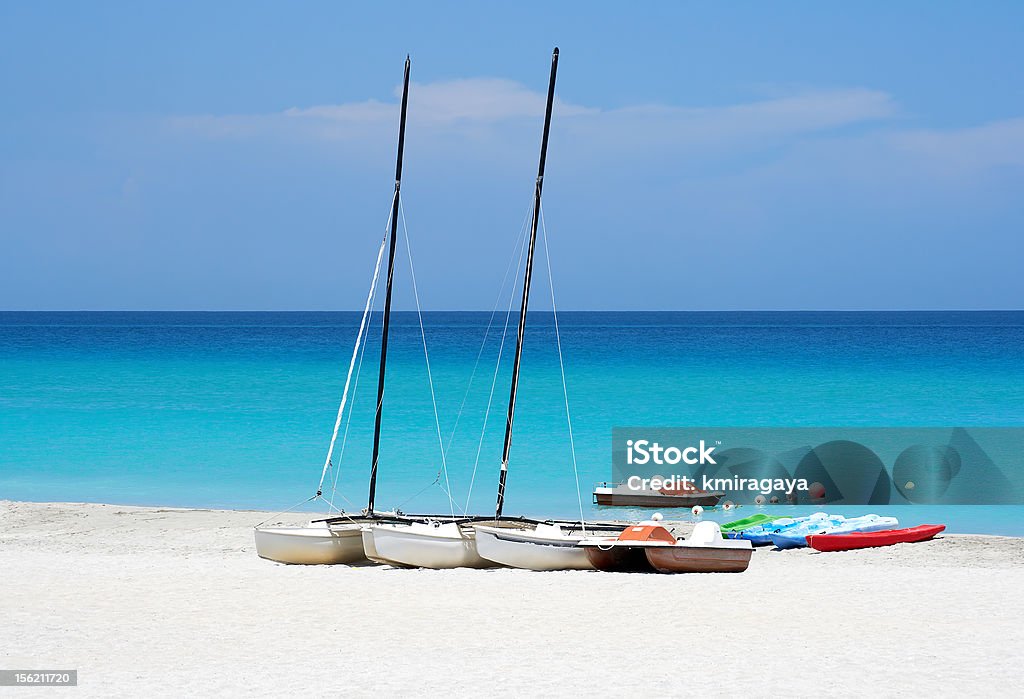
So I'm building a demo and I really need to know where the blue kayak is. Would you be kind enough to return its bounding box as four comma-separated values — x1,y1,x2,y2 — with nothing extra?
771,514,899,549
731,513,838,546
770,516,848,549
818,514,899,535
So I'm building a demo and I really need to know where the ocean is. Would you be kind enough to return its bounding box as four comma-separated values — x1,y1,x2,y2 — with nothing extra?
1,311,1022,534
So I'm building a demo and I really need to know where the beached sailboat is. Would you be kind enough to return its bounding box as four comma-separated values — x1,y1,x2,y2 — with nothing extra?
368,48,574,569
370,47,561,569
469,47,605,570
465,48,627,570
255,57,419,565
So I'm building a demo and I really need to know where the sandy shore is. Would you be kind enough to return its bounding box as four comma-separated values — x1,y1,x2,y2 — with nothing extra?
2,501,1023,697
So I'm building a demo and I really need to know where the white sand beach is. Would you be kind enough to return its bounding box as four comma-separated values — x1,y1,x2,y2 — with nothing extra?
2,500,1023,697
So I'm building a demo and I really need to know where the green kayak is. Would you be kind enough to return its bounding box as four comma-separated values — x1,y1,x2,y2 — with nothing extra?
719,514,782,535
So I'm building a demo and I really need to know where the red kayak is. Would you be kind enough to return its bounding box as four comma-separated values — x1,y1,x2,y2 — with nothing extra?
808,524,946,552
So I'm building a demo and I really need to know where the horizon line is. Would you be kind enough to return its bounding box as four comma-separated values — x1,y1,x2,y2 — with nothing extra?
2,308,1022,314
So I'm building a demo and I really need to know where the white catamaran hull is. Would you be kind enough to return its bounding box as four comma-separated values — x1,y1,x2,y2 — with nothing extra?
360,525,411,566
254,522,367,565
370,522,497,569
474,524,594,571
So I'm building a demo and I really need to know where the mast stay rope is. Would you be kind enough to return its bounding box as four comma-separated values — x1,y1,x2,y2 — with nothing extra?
315,193,395,499
540,202,586,532
326,261,379,512
399,200,459,518
441,202,535,456
463,197,534,511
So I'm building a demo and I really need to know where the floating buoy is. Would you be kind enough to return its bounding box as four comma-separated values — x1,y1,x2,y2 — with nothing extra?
691,505,703,517
809,482,826,499
754,495,767,506
905,481,916,490
722,500,735,511
769,496,779,504
651,512,664,521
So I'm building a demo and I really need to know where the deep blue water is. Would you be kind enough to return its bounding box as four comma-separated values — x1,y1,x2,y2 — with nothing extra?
1,311,1022,534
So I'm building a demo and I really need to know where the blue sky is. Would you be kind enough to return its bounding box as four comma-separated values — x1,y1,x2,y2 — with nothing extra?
2,1,1022,310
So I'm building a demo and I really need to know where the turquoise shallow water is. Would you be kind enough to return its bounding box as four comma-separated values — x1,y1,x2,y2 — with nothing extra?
1,311,1022,535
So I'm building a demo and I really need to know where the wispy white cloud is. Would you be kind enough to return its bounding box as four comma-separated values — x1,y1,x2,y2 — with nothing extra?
288,78,597,123
164,77,1024,184
167,78,896,150
890,117,1024,172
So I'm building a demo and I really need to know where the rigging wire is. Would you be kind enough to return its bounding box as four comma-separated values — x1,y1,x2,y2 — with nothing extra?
255,195,398,529
463,198,534,511
315,193,395,498
440,203,536,456
326,260,380,513
396,201,534,515
399,199,459,518
539,202,587,532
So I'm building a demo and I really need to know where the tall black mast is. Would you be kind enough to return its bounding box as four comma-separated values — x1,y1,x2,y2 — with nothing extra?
495,48,559,519
367,56,411,516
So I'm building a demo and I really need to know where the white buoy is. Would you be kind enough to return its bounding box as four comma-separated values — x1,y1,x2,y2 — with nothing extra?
722,500,735,511
754,495,767,506
691,505,703,517
905,481,916,490
769,496,780,504
651,512,664,521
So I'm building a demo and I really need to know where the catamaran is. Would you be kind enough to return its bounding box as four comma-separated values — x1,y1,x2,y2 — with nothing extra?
365,48,570,569
364,48,625,571
258,50,620,568
255,56,453,564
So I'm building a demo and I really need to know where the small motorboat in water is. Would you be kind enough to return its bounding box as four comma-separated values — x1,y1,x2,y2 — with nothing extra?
592,480,724,508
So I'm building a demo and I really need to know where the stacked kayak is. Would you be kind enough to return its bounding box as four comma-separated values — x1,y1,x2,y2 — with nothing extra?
771,514,899,550
769,516,851,550
821,514,899,535
719,514,782,537
730,513,840,546
809,524,945,552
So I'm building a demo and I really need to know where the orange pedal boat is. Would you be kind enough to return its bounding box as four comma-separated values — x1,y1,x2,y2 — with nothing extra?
578,516,753,573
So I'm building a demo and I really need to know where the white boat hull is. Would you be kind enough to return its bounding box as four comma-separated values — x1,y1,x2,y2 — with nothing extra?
474,524,594,571
360,525,410,566
370,522,497,569
254,522,367,565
